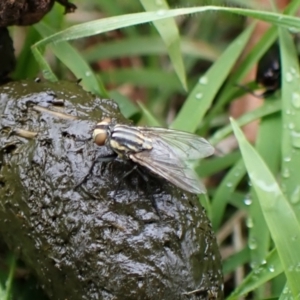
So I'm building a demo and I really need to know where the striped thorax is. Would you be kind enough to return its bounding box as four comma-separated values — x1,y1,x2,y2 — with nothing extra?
93,118,153,159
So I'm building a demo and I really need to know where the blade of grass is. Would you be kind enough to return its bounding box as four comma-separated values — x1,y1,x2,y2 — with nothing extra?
210,99,281,146
13,27,41,79
279,29,300,217
170,24,255,131
99,68,182,92
228,249,283,299
137,102,162,127
108,91,140,120
249,113,281,271
33,22,108,96
33,7,300,46
83,36,219,62
140,0,187,90
231,118,300,298
223,247,250,276
201,0,300,132
211,158,246,231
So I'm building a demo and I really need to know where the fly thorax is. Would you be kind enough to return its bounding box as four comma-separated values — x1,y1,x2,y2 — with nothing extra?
110,125,153,157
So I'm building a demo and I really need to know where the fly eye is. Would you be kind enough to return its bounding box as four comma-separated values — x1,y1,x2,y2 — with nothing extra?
93,129,107,146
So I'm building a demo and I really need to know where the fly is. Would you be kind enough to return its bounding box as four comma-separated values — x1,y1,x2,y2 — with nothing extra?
92,118,214,194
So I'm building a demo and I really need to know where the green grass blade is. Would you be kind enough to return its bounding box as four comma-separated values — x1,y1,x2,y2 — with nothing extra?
210,99,281,146
108,91,140,120
228,249,283,299
140,0,187,90
84,36,219,63
33,7,300,47
13,27,41,79
279,29,300,215
248,113,281,269
170,24,255,131
99,68,182,92
137,102,162,127
211,159,246,231
231,118,300,298
33,22,107,96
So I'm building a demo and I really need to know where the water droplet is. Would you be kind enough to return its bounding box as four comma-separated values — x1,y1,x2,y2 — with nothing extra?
284,156,291,162
246,217,253,228
199,76,208,85
244,198,252,206
261,259,267,265
250,262,257,269
268,265,275,272
195,93,203,100
253,267,262,275
291,130,300,148
292,92,300,108
156,9,166,15
282,168,290,178
248,238,257,250
286,109,291,115
85,71,91,77
288,265,294,272
283,286,290,294
285,72,293,82
288,123,295,130
226,182,233,188
291,186,300,204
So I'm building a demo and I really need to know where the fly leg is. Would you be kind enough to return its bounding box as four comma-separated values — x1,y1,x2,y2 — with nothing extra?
135,167,160,218
112,164,160,217
112,164,139,198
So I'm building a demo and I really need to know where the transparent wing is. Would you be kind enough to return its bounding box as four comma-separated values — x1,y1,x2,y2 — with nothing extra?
137,127,214,160
129,137,206,194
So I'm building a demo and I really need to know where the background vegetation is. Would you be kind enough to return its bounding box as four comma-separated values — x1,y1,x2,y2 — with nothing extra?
1,0,300,299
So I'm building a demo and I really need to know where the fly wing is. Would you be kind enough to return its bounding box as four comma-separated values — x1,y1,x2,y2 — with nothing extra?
137,127,214,160
129,137,206,194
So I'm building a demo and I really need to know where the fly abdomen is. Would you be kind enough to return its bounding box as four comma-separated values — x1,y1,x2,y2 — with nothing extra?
110,125,152,155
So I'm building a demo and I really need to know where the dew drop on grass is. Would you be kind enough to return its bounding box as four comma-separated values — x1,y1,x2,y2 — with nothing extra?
248,238,257,250
291,130,300,148
292,92,300,109
195,93,203,100
291,186,300,204
261,259,267,265
290,67,297,74
283,286,290,294
285,72,293,82
198,76,208,85
244,197,252,206
156,9,166,15
246,217,253,228
282,168,290,178
226,182,233,188
288,122,295,130
268,265,275,272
